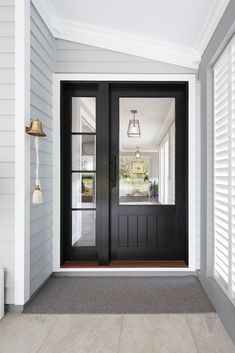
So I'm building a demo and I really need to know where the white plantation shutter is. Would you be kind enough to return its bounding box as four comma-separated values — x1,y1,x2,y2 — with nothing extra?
214,48,230,288
232,41,235,300
213,34,235,304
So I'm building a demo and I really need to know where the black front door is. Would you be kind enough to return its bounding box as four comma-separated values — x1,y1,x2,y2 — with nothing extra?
61,82,188,265
110,83,188,262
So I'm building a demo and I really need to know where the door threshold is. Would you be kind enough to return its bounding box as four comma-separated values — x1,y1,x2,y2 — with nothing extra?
62,260,187,269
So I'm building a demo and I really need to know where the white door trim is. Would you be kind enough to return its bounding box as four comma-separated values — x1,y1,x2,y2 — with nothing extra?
53,73,197,273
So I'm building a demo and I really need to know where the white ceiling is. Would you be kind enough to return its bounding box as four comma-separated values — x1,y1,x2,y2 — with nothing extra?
120,98,174,151
33,0,230,69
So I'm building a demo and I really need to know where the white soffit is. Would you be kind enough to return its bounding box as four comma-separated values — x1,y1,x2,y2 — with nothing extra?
32,0,230,69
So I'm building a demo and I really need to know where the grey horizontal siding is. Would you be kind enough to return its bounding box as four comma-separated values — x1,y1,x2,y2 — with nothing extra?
0,0,15,304
30,3,54,296
55,39,197,74
0,6,14,22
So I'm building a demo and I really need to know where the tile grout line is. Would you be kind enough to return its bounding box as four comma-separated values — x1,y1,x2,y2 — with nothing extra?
35,315,59,353
117,314,124,353
184,314,199,353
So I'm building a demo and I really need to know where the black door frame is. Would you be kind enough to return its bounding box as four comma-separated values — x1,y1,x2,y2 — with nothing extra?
60,81,188,266
60,81,110,265
110,83,188,262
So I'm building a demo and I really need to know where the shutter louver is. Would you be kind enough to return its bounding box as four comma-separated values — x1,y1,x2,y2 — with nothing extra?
214,48,230,288
213,34,235,305
231,41,235,300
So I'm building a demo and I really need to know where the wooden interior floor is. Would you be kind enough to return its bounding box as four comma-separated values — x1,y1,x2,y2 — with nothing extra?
62,260,187,268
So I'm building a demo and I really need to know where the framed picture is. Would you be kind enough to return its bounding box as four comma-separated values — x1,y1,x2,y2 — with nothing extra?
132,161,145,174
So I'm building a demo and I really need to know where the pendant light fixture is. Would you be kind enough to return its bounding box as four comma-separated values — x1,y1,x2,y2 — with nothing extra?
135,146,141,159
127,110,141,138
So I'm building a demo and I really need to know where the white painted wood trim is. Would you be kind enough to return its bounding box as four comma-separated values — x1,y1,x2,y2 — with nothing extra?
55,20,199,70
14,0,31,305
195,0,230,56
54,269,196,275
0,268,4,319
53,73,197,273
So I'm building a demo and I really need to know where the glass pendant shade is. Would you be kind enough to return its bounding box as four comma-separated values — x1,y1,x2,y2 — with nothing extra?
127,110,141,137
135,147,141,159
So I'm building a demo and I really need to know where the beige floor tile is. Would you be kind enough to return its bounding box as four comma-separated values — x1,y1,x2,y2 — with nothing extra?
186,313,235,353
118,314,197,353
38,314,122,353
1,313,234,353
0,313,57,353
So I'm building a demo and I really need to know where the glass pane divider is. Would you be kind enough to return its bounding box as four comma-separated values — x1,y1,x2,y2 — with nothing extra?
71,132,96,135
72,208,96,211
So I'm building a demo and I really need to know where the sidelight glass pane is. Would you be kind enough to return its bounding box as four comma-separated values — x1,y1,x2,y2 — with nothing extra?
72,97,96,133
72,173,96,208
119,97,175,205
72,210,96,246
72,135,96,171
71,96,96,249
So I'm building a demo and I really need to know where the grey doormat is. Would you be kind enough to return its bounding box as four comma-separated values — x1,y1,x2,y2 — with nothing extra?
23,276,215,314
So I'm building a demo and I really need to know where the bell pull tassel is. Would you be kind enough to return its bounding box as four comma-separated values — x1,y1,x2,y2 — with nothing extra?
33,184,42,204
32,136,43,204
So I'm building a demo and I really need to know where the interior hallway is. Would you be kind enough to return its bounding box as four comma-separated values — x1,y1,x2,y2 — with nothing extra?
0,313,234,353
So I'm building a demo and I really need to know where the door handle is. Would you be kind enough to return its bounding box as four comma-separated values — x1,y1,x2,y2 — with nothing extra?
110,155,117,187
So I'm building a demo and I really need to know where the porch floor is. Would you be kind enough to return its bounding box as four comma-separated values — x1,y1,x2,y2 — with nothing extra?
0,312,235,353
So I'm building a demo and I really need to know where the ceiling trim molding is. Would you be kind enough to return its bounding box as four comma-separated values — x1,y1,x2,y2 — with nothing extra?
31,0,61,35
32,0,230,70
55,19,200,69
195,0,230,56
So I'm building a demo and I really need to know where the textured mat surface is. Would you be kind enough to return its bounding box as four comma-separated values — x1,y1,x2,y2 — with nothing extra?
23,276,215,314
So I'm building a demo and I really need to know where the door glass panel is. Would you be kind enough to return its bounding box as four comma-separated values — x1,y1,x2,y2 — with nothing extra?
72,97,96,133
71,97,96,247
72,210,96,246
119,97,175,205
72,135,96,170
72,173,96,208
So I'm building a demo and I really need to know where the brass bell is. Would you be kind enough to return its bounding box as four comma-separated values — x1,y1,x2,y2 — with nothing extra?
26,119,46,137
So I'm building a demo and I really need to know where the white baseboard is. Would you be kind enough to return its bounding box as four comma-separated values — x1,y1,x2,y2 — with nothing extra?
53,270,197,277
0,269,4,319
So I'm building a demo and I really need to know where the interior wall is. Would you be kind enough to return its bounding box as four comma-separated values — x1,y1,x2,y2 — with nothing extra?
0,0,15,304
30,3,54,295
199,0,235,343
